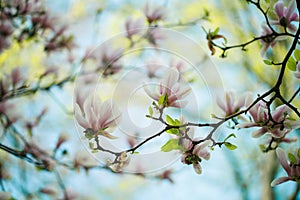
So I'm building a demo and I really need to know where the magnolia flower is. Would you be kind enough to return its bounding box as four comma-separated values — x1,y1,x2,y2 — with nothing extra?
144,4,165,24
260,24,278,56
294,63,300,78
147,27,165,46
216,90,252,116
238,103,300,138
100,45,123,76
144,69,191,108
271,148,300,186
145,60,162,78
125,17,144,39
271,1,299,32
73,151,97,170
24,142,56,171
74,93,121,139
181,140,211,174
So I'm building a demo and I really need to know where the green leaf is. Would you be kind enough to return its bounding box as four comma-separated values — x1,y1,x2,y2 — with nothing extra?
89,142,94,149
166,128,179,135
166,115,175,125
158,95,165,106
148,106,153,116
224,133,236,142
263,60,272,65
287,56,297,71
158,94,168,106
174,119,181,126
288,153,296,164
132,151,139,154
298,148,300,159
224,142,237,150
161,139,179,152
259,144,266,151
294,49,300,61
212,27,219,37
91,150,99,153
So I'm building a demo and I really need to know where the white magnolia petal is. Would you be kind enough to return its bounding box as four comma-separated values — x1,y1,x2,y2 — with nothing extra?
144,85,160,100
271,176,292,187
163,69,179,90
276,148,291,175
252,127,267,138
74,104,89,129
101,130,118,139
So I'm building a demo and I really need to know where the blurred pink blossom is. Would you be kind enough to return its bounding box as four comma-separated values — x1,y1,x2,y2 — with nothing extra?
125,17,144,38
259,24,277,56
271,148,300,186
181,140,211,174
145,60,162,78
271,1,299,32
144,69,191,108
74,93,121,139
216,90,252,116
238,103,300,138
144,4,165,24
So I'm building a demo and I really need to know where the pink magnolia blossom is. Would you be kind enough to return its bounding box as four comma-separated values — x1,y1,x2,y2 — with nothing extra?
144,69,191,108
99,45,123,76
74,93,121,139
181,140,211,174
294,62,300,78
216,90,252,116
238,103,300,138
271,1,299,32
145,60,162,78
259,24,278,56
271,148,300,186
147,27,165,46
125,17,144,38
144,4,165,24
73,151,97,169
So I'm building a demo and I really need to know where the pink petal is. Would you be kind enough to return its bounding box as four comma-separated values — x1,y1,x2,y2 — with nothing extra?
216,96,227,114
144,85,160,101
163,70,179,91
276,148,291,175
74,104,89,129
274,1,284,19
236,122,257,128
289,13,299,22
272,105,289,122
286,0,296,21
271,176,292,186
252,127,267,138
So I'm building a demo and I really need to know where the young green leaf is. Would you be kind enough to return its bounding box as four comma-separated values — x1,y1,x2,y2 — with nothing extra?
89,142,94,149
166,115,175,125
166,128,179,135
158,95,165,106
148,106,153,116
212,27,220,37
174,119,181,126
287,57,297,71
297,148,300,159
224,142,237,150
263,60,272,65
224,133,236,142
294,49,300,61
161,139,179,152
288,153,296,164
